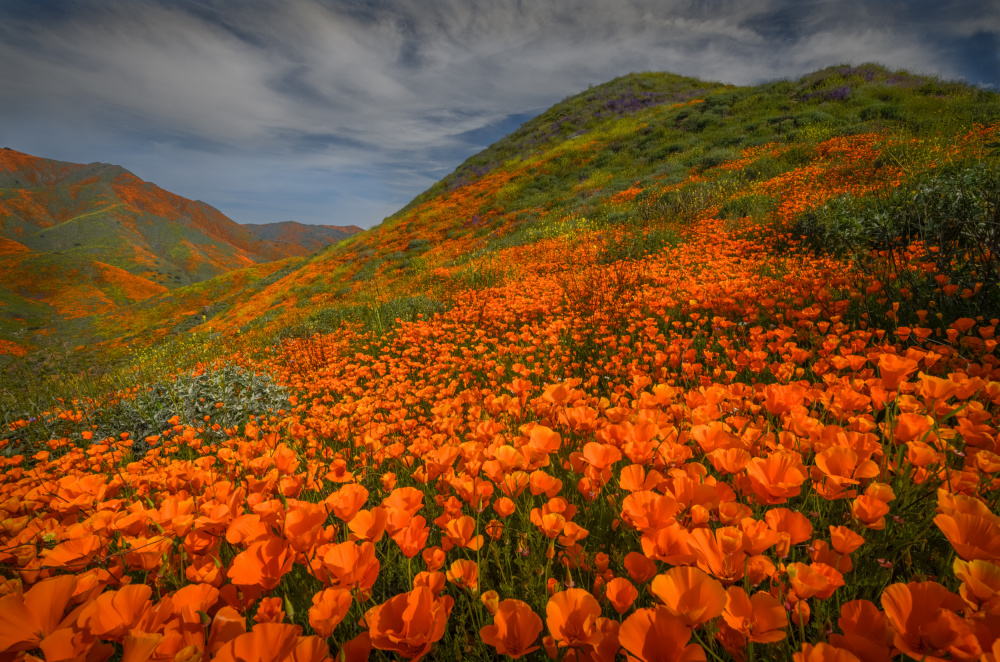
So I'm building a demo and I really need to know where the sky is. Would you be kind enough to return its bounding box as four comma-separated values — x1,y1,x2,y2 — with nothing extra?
1,1,997,229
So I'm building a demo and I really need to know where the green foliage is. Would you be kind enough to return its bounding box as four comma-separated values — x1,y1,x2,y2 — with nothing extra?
720,194,777,220
1,342,288,459
280,294,448,340
597,225,679,263
795,158,1000,327
97,363,290,455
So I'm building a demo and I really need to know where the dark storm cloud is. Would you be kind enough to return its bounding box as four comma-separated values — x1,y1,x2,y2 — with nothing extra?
0,0,996,227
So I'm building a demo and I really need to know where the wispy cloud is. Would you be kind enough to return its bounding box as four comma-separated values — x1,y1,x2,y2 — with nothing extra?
1,0,995,226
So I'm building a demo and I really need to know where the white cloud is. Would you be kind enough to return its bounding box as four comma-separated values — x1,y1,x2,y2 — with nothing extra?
0,0,994,226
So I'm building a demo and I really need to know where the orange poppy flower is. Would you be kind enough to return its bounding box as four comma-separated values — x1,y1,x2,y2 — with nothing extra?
559,521,589,546
172,582,222,625
481,590,500,615
446,559,479,593
213,623,325,662
619,606,705,662
530,471,563,498
880,581,971,662
77,584,154,642
545,588,603,650
687,526,748,583
953,558,1000,613
0,574,77,654
207,606,246,655
442,515,484,551
479,599,544,659
582,442,622,471
186,552,225,587
650,566,727,626
422,547,446,572
320,540,380,590
707,448,752,475
604,577,639,614
347,507,388,542
744,450,809,505
877,353,919,391
414,571,447,597
794,642,862,662
621,490,680,533
283,501,331,552
934,509,1000,561
366,586,453,661
381,487,425,517
227,514,271,547
125,535,173,572
765,508,814,551
486,518,504,541
786,562,842,600
391,514,430,558
253,596,285,624
811,447,880,500
227,537,295,591
308,587,352,638
529,424,562,454
829,526,865,555
740,517,783,555
532,511,567,539
39,533,102,569
764,383,807,416
324,483,369,522
624,552,658,584
722,586,788,643
639,520,697,566
493,497,516,518
828,599,893,662
851,495,891,530
123,630,164,662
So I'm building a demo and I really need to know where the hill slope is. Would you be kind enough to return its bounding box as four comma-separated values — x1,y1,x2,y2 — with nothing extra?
95,64,999,346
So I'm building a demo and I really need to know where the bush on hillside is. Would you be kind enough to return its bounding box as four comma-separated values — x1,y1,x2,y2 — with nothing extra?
795,158,1000,326
1,362,290,458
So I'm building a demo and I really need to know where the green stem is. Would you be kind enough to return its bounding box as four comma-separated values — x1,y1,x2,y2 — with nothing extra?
692,627,726,662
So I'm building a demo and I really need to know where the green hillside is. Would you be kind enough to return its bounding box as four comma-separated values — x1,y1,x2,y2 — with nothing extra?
92,63,996,345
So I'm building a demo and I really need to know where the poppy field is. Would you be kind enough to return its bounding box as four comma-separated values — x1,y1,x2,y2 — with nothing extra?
3,65,1000,661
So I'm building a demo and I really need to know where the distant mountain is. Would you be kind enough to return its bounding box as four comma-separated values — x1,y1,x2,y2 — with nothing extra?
0,149,352,348
0,149,326,287
242,221,362,252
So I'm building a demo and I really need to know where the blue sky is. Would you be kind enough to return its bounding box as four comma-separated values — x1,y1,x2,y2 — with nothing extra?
1,0,996,228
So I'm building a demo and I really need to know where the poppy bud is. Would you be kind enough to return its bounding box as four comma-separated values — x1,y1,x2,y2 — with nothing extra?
790,599,811,626
480,590,499,615
543,635,558,660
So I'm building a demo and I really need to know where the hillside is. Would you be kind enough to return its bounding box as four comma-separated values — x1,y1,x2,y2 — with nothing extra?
2,64,1000,662
0,150,356,351
90,64,999,347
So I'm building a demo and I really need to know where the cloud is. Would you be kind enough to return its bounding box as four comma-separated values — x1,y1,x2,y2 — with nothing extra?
0,0,995,226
